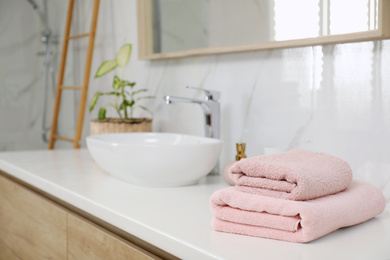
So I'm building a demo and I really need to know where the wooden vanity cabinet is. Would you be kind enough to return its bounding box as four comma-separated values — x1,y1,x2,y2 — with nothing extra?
67,213,154,260
0,173,166,260
0,173,68,259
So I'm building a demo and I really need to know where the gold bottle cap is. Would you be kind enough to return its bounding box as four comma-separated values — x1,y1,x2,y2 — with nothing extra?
235,143,247,161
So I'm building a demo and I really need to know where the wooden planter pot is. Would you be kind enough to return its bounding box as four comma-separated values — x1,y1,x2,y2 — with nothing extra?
90,118,152,135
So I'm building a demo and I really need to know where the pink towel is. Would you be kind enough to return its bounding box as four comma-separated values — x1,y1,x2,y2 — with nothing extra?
230,149,353,200
210,180,386,243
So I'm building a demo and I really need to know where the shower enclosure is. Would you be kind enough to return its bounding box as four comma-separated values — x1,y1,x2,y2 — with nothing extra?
26,0,57,143
0,0,80,151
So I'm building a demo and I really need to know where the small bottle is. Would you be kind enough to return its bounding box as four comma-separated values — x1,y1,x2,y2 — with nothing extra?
222,143,247,185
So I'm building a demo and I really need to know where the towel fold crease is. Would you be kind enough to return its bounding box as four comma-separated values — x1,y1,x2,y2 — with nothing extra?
210,180,385,243
229,149,353,201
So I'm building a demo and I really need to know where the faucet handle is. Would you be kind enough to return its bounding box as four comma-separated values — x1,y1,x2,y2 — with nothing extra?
186,86,220,101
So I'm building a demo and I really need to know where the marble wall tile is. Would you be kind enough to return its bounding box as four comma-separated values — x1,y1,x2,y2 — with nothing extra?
1,0,389,201
0,0,76,150
81,0,390,201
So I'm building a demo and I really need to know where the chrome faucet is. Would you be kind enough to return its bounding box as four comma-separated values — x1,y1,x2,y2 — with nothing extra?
163,86,220,139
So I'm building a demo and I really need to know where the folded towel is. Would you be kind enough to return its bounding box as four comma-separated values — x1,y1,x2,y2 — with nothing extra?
230,149,353,200
210,180,386,243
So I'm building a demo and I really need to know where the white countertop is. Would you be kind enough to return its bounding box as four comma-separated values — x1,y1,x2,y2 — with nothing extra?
0,149,389,260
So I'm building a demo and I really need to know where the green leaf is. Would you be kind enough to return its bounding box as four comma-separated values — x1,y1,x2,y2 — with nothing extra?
136,95,155,101
95,60,117,78
120,101,126,110
89,91,102,112
131,89,148,96
113,75,121,90
104,91,121,96
123,99,135,107
122,81,136,87
98,107,106,120
116,44,132,68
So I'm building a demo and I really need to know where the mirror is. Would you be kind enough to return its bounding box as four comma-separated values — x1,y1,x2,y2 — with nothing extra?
137,0,390,60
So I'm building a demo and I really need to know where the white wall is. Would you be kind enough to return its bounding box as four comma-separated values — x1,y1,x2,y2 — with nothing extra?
1,0,389,203
90,0,390,202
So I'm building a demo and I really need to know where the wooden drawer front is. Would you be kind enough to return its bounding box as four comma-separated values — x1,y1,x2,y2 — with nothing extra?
0,239,20,260
67,213,160,260
0,175,67,260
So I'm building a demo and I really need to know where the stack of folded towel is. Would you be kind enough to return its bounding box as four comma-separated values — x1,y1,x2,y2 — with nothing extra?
210,149,386,243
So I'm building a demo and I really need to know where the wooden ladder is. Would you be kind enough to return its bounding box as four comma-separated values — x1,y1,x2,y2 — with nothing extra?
48,0,100,149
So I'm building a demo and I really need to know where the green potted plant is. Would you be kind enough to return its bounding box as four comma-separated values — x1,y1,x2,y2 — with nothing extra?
89,44,153,135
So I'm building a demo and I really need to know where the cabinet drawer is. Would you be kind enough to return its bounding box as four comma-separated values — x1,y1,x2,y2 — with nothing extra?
0,173,165,260
0,174,68,260
0,239,20,260
67,213,160,260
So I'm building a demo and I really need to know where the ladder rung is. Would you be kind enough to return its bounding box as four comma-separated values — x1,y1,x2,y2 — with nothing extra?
61,85,83,90
54,135,75,143
49,0,100,150
67,33,91,40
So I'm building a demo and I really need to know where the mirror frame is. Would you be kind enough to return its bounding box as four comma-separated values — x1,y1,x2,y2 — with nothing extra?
137,0,390,60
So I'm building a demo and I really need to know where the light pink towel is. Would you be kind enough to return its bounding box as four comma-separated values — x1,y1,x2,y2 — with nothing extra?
230,149,353,200
210,180,386,243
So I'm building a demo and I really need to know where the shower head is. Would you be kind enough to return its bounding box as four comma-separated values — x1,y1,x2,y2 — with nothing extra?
25,0,51,33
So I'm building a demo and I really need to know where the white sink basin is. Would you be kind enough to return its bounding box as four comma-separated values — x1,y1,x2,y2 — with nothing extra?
86,133,223,187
